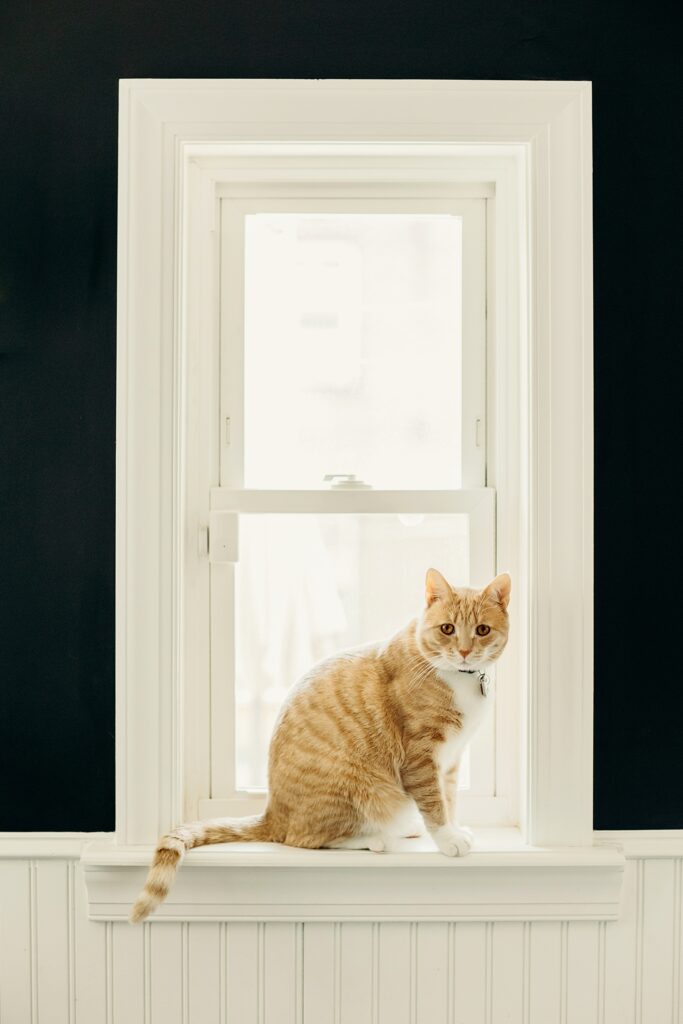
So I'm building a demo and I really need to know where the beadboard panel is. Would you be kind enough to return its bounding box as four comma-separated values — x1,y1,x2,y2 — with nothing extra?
1,858,682,1024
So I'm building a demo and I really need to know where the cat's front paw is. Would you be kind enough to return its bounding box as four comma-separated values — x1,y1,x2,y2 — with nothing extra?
432,825,473,857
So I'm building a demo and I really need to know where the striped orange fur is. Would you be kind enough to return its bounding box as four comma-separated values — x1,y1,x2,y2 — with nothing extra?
130,569,510,922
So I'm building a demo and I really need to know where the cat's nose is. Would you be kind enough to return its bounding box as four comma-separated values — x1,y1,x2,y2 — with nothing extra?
459,649,472,659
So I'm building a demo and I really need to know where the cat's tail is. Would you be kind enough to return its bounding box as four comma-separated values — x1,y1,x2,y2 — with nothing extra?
129,814,271,923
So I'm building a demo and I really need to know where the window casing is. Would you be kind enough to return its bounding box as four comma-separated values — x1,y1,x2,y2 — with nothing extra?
112,80,595,862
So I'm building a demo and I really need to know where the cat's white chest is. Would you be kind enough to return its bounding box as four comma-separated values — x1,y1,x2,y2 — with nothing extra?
436,670,493,771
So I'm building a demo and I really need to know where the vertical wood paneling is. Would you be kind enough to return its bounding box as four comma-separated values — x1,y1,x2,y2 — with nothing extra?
674,859,682,1024
0,861,32,1023
263,923,297,1024
1,853,682,1024
566,922,599,1024
225,922,259,1024
188,923,221,1024
66,862,76,1024
35,861,71,1024
491,922,525,1024
339,923,373,1024
634,860,645,1024
452,922,488,1024
529,922,562,1024
377,923,412,1024
149,924,183,1024
112,921,145,1024
73,861,107,1024
641,859,675,1024
302,923,336,1024
604,858,637,1024
415,923,449,1024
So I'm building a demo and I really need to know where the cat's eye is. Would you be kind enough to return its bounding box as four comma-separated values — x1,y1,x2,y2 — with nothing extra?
475,624,491,636
440,623,455,635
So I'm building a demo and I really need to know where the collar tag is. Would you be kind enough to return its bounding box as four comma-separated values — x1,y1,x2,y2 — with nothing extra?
458,668,491,697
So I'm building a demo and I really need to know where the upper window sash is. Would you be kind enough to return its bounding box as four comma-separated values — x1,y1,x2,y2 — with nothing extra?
219,194,487,492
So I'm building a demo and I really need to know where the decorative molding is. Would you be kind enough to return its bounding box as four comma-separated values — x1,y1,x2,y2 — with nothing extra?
594,830,683,859
81,841,624,923
0,834,112,859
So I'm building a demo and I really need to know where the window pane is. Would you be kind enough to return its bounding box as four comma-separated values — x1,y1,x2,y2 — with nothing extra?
243,214,463,489
234,512,469,790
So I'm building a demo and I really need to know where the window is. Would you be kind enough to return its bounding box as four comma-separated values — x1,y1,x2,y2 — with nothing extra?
112,80,595,866
202,191,516,826
84,77,620,924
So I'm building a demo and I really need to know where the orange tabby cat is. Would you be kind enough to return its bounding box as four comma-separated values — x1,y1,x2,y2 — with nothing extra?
130,568,510,922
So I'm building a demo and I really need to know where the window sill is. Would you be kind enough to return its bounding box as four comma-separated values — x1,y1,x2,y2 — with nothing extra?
82,829,624,923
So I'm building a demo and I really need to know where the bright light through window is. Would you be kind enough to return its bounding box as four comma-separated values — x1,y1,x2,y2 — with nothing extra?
243,213,463,489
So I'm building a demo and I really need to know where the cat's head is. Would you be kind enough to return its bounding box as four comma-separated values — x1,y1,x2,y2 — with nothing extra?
416,568,511,671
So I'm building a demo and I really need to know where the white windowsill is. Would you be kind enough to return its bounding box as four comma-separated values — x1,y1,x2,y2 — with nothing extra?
81,829,625,923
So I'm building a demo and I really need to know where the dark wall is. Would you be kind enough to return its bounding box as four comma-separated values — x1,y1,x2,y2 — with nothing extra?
1,0,680,831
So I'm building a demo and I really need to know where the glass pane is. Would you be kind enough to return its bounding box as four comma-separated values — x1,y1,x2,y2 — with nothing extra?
234,512,469,790
243,213,462,489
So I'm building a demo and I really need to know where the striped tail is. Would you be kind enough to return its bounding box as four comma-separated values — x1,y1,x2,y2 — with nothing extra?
129,814,270,923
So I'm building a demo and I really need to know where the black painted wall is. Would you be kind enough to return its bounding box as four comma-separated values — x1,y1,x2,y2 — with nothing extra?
1,0,680,831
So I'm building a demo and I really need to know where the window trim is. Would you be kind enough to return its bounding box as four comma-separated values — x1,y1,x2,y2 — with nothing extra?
208,188,499,821
108,80,599,901
183,149,520,832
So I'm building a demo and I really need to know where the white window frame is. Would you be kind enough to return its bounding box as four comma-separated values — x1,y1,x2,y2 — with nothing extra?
204,186,506,825
82,80,625,923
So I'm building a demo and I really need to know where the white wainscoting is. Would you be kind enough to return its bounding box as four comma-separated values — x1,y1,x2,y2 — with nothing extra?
0,852,681,1024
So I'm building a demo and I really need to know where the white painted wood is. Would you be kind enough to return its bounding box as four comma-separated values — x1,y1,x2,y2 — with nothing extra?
527,85,594,848
415,923,449,1023
0,834,111,858
566,921,599,1024
1,851,682,1024
188,923,222,1023
674,858,683,1024
225,923,259,1024
149,924,183,1024
377,923,412,1024
81,842,624,923
641,859,676,1024
0,860,33,1024
339,923,374,1024
210,486,493,514
112,921,145,1024
73,861,107,1024
302,923,336,1024
451,922,488,1024
491,922,525,1024
35,860,71,1024
603,858,638,1024
263,923,298,1024
528,921,562,1024
116,78,593,864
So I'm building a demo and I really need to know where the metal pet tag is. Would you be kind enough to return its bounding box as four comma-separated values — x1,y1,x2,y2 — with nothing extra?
479,673,490,697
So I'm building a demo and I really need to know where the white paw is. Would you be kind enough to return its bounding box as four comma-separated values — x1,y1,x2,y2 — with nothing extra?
433,826,473,857
368,836,386,853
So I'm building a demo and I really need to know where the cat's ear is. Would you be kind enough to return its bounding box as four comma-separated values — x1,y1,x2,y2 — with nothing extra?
425,568,452,607
482,572,511,610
